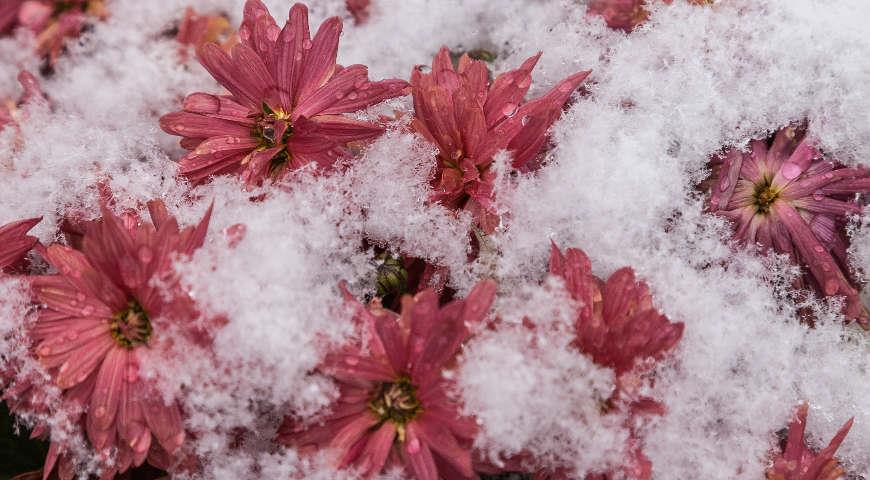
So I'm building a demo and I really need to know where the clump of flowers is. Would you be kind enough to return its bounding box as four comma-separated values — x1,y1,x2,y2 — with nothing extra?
277,280,496,479
0,0,108,65
160,0,408,187
704,125,870,327
411,47,590,233
17,200,212,478
0,217,40,271
174,7,237,60
767,403,853,480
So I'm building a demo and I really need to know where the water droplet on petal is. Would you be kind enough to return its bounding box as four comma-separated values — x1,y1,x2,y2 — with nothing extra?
302,39,312,50
76,292,86,302
824,278,839,296
66,331,79,341
347,92,358,100
520,115,530,126
39,346,52,356
821,263,832,272
81,306,95,316
95,406,106,418
813,245,825,253
171,431,186,449
345,357,359,366
813,191,824,201
137,247,154,263
406,438,421,454
125,364,139,383
719,178,730,192
501,103,517,116
516,75,531,89
781,162,802,180
76,372,89,383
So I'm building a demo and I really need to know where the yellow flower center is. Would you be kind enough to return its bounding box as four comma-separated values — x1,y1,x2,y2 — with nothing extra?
110,300,152,349
369,377,422,442
753,177,781,214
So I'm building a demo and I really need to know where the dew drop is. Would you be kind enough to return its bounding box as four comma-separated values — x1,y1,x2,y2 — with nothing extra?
345,357,359,366
95,406,107,418
781,162,802,180
719,178,730,191
76,292,86,302
824,279,839,296
81,306,95,316
501,103,518,116
558,82,574,93
137,247,154,263
406,438,421,454
76,372,89,383
39,346,52,356
813,191,824,201
59,362,70,374
347,92,358,100
813,245,825,253
125,364,139,383
516,76,531,89
302,39,312,50
821,263,832,272
66,331,79,341
520,116,530,126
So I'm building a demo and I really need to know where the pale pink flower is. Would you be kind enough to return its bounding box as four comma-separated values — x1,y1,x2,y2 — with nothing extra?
411,47,590,232
0,216,40,271
160,1,408,187
706,125,870,327
586,0,712,32
0,70,45,132
29,200,212,478
174,7,238,61
277,280,496,480
767,404,853,480
7,1,109,65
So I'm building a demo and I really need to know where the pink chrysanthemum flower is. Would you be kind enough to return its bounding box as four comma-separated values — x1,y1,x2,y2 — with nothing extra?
549,244,684,375
29,200,212,478
160,0,408,187
411,47,590,233
586,0,712,33
544,244,682,480
277,280,496,480
174,7,238,61
1,70,45,133
1,1,108,65
705,125,870,327
0,217,40,271
767,404,853,480
345,0,371,25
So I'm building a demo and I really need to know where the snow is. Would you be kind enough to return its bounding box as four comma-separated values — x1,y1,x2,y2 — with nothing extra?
1,0,869,478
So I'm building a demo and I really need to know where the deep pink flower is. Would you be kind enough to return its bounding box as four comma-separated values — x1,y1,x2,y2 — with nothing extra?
706,125,870,327
277,280,496,480
549,244,684,375
160,1,408,187
411,47,590,233
28,200,212,479
0,0,25,34
767,404,853,480
0,217,40,271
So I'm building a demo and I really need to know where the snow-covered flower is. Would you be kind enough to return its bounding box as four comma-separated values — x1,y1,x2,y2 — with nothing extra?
411,47,590,232
0,217,40,271
174,7,237,60
28,200,212,478
586,0,713,33
767,404,853,480
549,244,684,375
160,0,408,187
277,280,496,480
1,0,108,65
0,70,45,132
705,125,870,327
